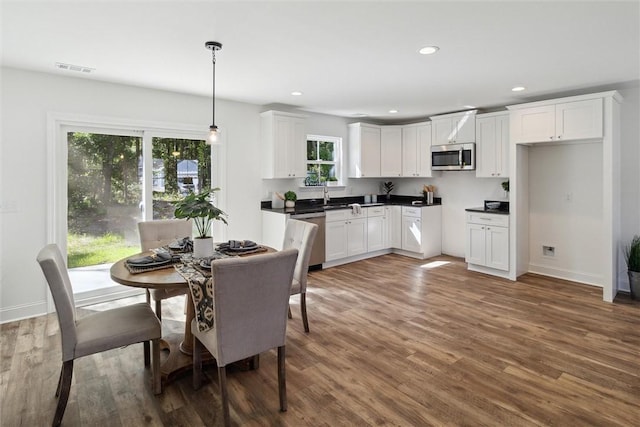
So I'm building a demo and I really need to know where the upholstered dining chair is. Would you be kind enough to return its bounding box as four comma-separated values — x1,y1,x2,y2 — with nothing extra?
282,219,318,333
138,219,193,321
191,249,299,427
37,244,162,427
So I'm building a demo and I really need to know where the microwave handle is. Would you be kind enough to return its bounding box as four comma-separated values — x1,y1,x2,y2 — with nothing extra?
458,149,463,168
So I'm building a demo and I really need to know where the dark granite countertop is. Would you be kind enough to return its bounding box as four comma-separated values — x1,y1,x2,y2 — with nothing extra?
262,195,442,216
465,207,510,215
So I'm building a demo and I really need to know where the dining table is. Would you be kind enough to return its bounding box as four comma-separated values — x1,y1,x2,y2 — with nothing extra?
109,244,275,383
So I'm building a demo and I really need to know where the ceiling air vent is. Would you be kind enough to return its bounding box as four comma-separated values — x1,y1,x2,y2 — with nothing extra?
55,62,95,74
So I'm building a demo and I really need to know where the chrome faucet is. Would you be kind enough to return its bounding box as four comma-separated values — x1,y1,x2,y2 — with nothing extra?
323,183,331,204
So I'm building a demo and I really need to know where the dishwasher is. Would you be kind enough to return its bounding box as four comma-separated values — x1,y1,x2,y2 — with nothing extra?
290,212,325,269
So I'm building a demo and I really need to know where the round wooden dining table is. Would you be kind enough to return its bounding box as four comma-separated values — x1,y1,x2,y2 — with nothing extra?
110,246,274,383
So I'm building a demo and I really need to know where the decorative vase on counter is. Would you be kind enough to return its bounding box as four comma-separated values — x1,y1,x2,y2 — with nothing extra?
193,237,214,258
285,200,295,208
629,271,640,300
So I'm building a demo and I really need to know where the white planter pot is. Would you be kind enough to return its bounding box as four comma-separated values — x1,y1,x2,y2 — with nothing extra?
285,200,295,208
193,237,214,258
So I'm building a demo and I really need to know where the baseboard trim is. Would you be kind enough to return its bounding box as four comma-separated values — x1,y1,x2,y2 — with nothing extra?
0,301,48,324
528,263,603,287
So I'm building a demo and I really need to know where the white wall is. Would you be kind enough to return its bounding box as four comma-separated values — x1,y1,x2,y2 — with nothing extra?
527,142,604,285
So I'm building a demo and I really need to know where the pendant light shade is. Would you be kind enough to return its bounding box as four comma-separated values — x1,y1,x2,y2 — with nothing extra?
205,41,222,145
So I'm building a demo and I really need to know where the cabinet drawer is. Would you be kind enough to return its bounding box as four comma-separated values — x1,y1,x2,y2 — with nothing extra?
326,208,364,222
366,206,385,217
402,206,421,217
466,212,509,227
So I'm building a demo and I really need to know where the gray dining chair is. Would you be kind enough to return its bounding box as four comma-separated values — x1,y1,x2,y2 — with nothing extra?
282,219,318,332
138,219,193,321
37,244,162,427
191,249,299,427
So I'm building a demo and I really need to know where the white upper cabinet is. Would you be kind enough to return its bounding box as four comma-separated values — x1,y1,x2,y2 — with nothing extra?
509,97,603,144
261,110,306,179
402,122,432,177
349,123,381,178
476,112,509,178
430,110,477,145
380,126,402,177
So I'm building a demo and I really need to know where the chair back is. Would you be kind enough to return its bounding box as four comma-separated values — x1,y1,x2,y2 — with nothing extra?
211,249,298,366
36,244,78,362
138,219,193,251
282,219,318,293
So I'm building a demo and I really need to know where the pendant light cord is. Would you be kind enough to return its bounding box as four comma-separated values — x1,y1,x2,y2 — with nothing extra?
211,48,216,127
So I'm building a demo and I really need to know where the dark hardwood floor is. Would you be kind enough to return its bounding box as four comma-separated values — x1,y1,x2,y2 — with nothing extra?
2,254,639,426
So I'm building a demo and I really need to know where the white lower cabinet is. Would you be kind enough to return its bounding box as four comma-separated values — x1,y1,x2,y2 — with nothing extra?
325,209,367,261
367,206,386,251
387,205,402,249
465,212,509,271
401,206,442,257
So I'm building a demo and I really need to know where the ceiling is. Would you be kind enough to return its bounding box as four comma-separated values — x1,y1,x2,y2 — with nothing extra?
2,0,639,122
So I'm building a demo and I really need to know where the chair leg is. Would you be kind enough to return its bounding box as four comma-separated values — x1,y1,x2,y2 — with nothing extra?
193,335,203,390
155,299,162,322
278,346,287,412
53,360,73,427
218,365,230,427
152,339,161,395
143,341,151,367
55,365,63,397
287,305,292,319
145,289,151,304
300,293,309,333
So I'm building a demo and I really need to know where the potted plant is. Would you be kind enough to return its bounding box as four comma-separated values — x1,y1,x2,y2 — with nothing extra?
382,181,394,200
284,190,297,208
327,176,339,186
624,235,640,299
173,188,227,258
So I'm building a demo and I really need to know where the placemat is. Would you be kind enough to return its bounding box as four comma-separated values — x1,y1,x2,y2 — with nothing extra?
216,245,268,256
124,259,180,274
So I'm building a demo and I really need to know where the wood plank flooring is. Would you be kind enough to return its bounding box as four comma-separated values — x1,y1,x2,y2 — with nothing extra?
2,254,639,426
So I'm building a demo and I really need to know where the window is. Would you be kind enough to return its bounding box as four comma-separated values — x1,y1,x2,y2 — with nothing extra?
306,135,341,186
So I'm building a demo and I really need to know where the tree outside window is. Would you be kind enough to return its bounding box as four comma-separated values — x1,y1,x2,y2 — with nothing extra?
306,135,341,186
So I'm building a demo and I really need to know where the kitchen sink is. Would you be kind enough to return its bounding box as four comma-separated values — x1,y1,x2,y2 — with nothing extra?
322,204,349,210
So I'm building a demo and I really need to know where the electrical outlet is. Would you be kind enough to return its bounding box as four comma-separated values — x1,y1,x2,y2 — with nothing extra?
543,246,555,257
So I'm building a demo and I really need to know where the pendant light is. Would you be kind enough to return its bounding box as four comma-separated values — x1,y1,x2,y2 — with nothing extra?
205,41,222,145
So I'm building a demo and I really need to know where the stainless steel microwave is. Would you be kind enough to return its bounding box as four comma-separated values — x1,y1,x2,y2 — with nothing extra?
431,143,475,171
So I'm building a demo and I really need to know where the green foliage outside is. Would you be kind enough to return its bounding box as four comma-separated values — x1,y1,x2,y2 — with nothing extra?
67,233,139,268
67,132,211,268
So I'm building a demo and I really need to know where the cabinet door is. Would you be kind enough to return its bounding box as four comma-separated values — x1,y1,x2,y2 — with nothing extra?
273,115,292,178
380,127,402,177
326,221,348,261
290,117,307,178
361,126,381,177
511,105,556,143
555,98,603,141
401,126,418,176
389,206,402,249
465,223,486,265
402,216,422,253
476,116,497,178
416,124,432,177
485,226,509,271
432,118,453,145
496,114,509,177
347,218,367,256
453,113,476,144
367,215,385,252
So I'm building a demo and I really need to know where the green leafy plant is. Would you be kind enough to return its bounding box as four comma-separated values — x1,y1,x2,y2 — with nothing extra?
284,191,297,201
327,176,338,182
172,188,227,238
624,235,640,272
383,181,394,195
502,180,509,192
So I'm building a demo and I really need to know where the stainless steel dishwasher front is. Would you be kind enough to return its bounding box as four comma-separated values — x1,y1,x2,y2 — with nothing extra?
290,212,326,268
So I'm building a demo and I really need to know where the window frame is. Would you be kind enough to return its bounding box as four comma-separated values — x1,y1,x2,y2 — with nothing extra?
305,134,342,186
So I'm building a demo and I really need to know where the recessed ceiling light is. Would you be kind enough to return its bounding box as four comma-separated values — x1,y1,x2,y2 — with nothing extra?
291,91,303,96
389,109,398,114
419,46,439,55
512,86,526,92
